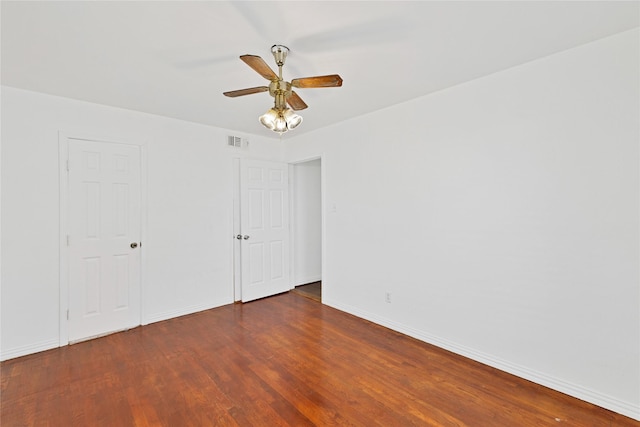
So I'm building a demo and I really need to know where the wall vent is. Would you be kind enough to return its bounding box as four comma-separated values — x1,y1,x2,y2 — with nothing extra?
227,135,248,149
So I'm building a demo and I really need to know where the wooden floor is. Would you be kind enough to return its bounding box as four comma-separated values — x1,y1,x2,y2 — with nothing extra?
2,292,637,426
291,281,321,302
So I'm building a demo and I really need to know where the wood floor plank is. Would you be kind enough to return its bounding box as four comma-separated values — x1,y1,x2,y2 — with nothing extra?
1,291,638,426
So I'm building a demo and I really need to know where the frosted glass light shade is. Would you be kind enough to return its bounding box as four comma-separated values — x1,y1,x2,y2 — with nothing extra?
273,116,288,133
259,108,278,130
283,109,303,129
259,107,303,134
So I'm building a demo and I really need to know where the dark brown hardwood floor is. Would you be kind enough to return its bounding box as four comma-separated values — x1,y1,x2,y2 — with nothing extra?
292,281,321,302
1,292,638,426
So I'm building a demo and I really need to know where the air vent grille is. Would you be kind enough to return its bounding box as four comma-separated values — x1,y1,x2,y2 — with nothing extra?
227,135,249,149
227,135,242,148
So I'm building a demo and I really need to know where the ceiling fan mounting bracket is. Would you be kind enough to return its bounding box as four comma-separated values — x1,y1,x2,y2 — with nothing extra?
271,45,289,67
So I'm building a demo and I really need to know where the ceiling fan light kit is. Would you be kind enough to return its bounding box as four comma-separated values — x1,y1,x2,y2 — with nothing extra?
224,44,342,135
259,107,303,132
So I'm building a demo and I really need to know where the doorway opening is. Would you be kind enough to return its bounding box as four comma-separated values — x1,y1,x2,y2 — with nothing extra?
292,281,321,302
290,158,322,301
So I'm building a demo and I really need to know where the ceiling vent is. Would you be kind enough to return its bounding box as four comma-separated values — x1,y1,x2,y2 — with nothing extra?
227,135,249,149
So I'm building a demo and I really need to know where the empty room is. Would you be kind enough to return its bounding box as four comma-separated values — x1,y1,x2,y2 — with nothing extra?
1,1,639,425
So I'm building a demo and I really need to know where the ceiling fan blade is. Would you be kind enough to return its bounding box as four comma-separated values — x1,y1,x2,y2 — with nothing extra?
240,55,278,80
291,74,343,88
287,91,308,111
223,86,269,97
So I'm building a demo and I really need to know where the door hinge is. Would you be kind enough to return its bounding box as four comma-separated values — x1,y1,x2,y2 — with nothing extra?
66,309,69,320
66,159,70,171
66,235,70,246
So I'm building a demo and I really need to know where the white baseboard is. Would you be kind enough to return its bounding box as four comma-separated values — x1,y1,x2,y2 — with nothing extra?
143,298,232,325
0,338,59,361
1,301,233,360
323,298,640,421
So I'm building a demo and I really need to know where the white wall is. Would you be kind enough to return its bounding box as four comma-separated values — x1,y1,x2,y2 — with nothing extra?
1,26,637,421
292,159,322,286
0,87,282,359
285,29,639,419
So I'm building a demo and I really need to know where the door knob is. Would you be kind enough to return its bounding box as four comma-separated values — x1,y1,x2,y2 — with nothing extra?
243,235,250,240
130,242,138,249
236,234,242,240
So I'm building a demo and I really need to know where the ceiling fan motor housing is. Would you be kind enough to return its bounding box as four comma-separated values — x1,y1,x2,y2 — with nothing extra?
270,83,291,110
269,79,292,98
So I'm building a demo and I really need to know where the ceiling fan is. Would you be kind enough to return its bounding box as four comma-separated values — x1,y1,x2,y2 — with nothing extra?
223,45,343,134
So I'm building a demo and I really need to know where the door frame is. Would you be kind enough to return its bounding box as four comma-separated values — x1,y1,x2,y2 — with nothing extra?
58,131,148,346
232,158,241,301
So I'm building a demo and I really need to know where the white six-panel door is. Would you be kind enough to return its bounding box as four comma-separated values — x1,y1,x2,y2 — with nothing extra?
67,139,141,342
240,159,290,302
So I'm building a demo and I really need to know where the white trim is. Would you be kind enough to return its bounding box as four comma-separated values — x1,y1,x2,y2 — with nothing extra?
319,154,326,303
139,142,149,324
323,298,640,421
232,158,242,301
1,338,59,361
288,163,296,290
58,131,148,344
289,154,323,165
58,135,70,346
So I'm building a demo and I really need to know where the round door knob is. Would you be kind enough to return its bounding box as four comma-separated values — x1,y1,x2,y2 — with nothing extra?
236,234,242,240
243,235,250,240
130,242,138,249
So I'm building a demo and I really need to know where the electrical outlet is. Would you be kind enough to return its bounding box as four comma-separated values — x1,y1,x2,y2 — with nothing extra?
385,292,391,303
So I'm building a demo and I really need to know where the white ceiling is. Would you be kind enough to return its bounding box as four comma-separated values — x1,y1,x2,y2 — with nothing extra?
2,1,638,139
